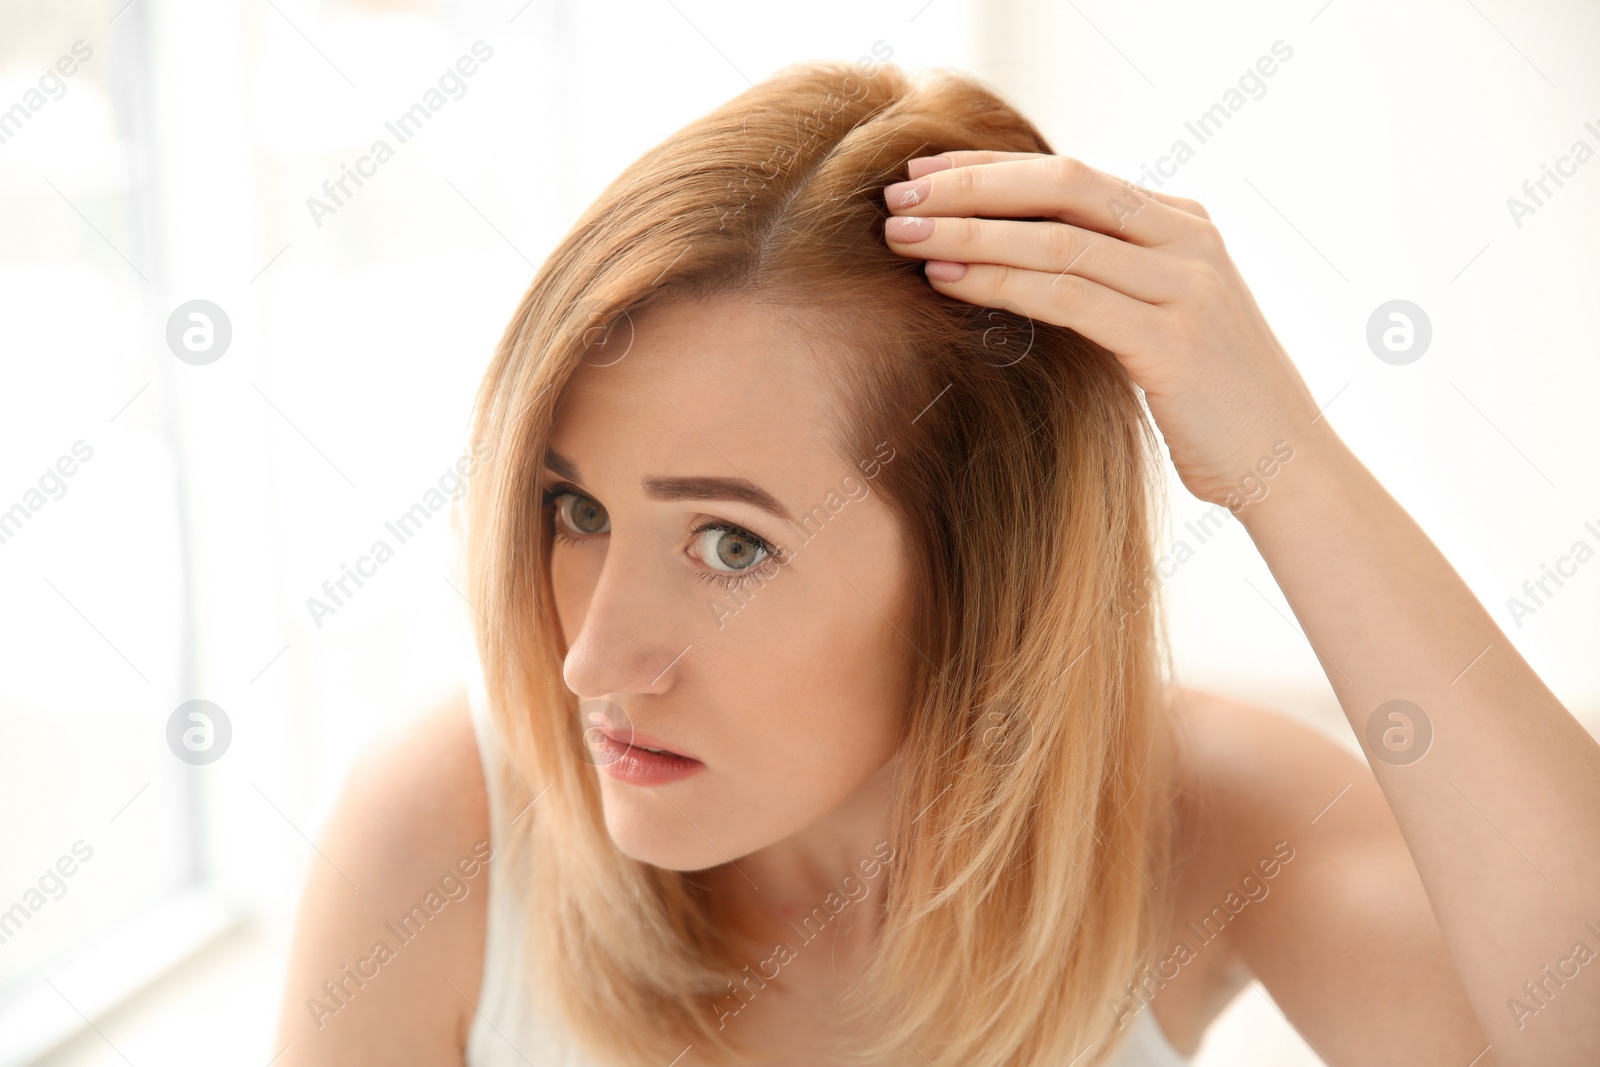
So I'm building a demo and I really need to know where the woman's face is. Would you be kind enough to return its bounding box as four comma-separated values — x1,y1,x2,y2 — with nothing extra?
544,294,914,872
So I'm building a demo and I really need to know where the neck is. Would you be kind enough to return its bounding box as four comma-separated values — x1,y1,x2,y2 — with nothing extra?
706,744,905,967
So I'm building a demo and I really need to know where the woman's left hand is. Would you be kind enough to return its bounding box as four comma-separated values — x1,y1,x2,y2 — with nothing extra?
882,151,1331,514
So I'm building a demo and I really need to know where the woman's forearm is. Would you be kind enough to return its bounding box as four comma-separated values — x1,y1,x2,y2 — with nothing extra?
1236,422,1600,1065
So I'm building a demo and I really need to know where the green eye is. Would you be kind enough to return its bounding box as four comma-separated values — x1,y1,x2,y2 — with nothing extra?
540,484,783,591
543,488,608,536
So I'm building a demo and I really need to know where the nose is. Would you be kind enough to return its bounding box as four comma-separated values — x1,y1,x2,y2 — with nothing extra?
559,533,687,701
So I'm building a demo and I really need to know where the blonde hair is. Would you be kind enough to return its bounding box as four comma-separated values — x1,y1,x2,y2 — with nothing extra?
462,58,1181,1067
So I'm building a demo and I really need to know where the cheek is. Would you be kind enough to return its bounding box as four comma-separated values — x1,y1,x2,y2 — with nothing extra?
759,568,910,774
710,684,901,840
728,622,908,782
548,548,591,644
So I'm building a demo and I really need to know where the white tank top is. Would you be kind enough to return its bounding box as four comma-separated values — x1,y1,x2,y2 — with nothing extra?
461,659,1192,1067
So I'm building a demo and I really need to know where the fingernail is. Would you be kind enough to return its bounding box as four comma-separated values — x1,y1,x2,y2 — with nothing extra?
907,155,955,177
886,216,934,243
884,177,932,209
926,260,966,282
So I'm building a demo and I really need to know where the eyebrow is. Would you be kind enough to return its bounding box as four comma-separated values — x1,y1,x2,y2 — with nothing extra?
544,446,797,524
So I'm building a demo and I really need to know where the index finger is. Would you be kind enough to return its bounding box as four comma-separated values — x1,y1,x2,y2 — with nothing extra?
900,150,1211,227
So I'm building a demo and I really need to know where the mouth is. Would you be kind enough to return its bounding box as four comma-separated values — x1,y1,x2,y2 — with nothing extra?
598,727,698,763
594,729,706,786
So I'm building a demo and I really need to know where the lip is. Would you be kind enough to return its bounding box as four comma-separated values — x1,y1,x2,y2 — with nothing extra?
593,731,705,787
598,727,697,762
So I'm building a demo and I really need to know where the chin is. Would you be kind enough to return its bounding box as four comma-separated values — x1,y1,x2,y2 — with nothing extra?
599,784,736,871
608,831,726,872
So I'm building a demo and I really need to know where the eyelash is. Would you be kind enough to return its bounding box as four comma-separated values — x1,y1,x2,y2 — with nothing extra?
539,484,783,590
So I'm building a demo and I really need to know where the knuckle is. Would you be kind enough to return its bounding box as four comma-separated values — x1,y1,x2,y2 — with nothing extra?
987,265,1019,304
953,215,984,246
1052,271,1086,303
961,261,997,300
1188,262,1224,296
953,165,979,198
1042,223,1085,270
1191,216,1226,253
1047,154,1086,187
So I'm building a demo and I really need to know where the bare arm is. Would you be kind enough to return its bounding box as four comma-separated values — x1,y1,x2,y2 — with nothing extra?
1234,428,1600,1066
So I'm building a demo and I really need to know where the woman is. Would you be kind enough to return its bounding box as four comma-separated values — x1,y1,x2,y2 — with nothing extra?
275,60,1600,1066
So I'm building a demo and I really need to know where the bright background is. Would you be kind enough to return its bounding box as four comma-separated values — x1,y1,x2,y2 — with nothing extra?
1,0,1596,1064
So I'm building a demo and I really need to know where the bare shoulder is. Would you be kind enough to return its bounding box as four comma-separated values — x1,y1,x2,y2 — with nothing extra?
1164,682,1364,818
273,687,492,1066
1160,682,1369,933
1158,683,1490,1063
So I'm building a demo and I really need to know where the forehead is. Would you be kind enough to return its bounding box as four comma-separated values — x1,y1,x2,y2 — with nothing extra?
549,295,848,507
